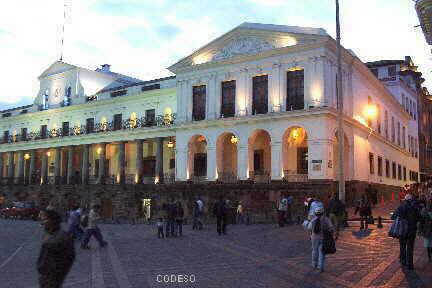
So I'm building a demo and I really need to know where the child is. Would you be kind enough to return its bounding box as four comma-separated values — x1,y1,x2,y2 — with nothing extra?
156,218,164,238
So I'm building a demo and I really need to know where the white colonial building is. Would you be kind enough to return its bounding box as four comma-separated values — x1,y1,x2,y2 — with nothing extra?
0,23,420,208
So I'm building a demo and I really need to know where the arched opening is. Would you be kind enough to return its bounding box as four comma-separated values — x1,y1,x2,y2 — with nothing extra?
188,135,207,180
282,127,308,181
333,132,350,181
248,129,271,181
216,132,238,182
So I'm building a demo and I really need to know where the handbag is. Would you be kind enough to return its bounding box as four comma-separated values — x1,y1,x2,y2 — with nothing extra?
323,230,336,254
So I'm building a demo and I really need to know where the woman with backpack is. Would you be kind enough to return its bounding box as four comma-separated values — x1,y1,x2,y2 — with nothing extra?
307,207,334,273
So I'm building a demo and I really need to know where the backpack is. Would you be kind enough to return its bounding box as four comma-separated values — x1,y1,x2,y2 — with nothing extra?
80,214,89,228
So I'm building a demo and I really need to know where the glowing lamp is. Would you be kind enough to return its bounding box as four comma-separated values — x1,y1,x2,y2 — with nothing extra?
24,153,30,160
46,151,51,157
364,104,378,120
154,176,160,184
96,147,102,155
167,141,174,148
230,135,238,144
291,128,300,140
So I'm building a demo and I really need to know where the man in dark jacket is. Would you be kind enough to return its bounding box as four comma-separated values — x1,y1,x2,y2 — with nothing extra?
38,209,75,288
166,199,177,237
213,196,227,235
394,194,420,270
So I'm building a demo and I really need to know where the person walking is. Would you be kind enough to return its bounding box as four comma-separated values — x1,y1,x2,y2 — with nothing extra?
236,201,244,224
81,205,108,249
38,209,75,288
66,206,83,240
166,199,177,237
175,201,184,237
307,207,334,273
277,194,288,227
355,195,372,230
419,200,432,261
393,194,421,270
327,194,345,238
213,196,227,235
308,197,324,221
156,218,165,239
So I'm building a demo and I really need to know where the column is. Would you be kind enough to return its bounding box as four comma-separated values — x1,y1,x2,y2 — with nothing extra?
237,145,248,180
207,74,217,120
7,151,14,182
155,137,164,183
118,141,125,184
98,143,106,184
270,63,281,112
206,146,217,181
54,147,61,184
67,146,73,184
17,151,24,184
0,152,3,183
175,146,187,181
271,141,282,180
81,144,89,184
29,150,35,184
135,140,143,184
41,150,47,184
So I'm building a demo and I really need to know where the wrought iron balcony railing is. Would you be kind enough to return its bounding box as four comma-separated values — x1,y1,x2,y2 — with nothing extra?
1,113,176,144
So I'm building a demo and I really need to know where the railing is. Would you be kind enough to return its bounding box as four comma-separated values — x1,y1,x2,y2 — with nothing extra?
0,113,176,144
217,171,237,183
188,174,207,183
163,172,175,184
126,174,135,184
283,170,308,182
249,170,271,183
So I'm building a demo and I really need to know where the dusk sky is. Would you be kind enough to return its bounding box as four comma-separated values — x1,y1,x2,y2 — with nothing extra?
0,0,429,110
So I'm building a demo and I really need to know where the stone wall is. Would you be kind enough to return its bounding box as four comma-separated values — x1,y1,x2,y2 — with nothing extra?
0,179,400,222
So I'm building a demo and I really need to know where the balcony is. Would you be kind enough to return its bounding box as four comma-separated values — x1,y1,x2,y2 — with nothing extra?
0,113,176,144
217,172,237,183
283,170,308,182
249,170,271,183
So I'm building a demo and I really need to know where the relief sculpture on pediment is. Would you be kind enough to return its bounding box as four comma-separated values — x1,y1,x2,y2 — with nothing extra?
212,37,275,61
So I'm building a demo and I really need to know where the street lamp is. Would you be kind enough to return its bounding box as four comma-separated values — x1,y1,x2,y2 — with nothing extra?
336,0,345,203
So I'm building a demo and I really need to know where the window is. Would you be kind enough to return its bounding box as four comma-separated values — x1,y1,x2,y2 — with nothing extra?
221,80,236,118
297,147,308,174
3,130,9,143
377,156,383,176
86,118,95,133
62,122,69,136
385,159,390,178
384,110,389,139
391,116,395,142
409,100,413,116
64,86,72,106
397,122,401,146
252,75,268,115
398,164,402,180
388,65,396,77
141,83,160,92
376,104,381,134
110,90,127,98
41,125,47,139
370,68,378,77
192,85,206,121
254,150,265,172
286,69,304,110
169,159,175,169
369,153,374,174
402,126,406,149
21,128,27,141
403,166,407,181
392,162,396,179
405,96,409,112
413,102,416,120
113,114,122,130
145,109,156,126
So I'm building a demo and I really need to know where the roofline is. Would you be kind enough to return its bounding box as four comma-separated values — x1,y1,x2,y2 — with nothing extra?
97,75,176,94
0,104,33,114
365,60,404,67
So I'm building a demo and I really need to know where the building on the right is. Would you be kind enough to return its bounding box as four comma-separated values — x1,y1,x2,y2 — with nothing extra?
367,56,432,181
415,0,432,45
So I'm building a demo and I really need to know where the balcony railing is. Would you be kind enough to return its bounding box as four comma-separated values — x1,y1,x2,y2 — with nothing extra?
249,170,271,183
1,113,176,144
217,171,237,183
283,170,308,182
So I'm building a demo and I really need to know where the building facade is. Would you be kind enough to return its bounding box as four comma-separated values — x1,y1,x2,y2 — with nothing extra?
0,23,420,218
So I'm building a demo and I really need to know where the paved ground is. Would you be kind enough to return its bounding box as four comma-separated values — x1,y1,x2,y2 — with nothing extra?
0,215,431,288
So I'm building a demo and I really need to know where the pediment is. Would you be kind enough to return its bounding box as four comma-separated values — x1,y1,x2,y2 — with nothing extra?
168,22,328,73
38,61,77,79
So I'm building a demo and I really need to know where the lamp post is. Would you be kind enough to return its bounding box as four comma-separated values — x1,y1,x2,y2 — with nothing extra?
336,0,345,202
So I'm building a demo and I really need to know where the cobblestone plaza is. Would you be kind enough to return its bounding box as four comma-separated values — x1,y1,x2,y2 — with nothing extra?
1,217,431,288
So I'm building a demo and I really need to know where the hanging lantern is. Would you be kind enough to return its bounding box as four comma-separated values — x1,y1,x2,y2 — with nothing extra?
230,135,238,144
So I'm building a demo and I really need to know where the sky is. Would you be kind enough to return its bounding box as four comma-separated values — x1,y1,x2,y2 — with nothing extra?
0,0,430,110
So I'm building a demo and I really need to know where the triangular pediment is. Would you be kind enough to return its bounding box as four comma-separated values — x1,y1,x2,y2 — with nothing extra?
168,22,328,73
38,61,78,79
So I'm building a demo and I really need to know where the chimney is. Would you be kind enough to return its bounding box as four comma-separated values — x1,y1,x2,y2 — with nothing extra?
101,64,111,72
